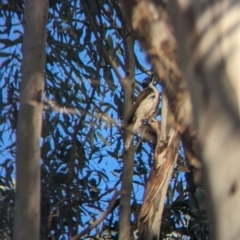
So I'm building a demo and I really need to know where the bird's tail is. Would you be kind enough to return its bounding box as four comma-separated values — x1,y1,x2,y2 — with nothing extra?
124,119,142,151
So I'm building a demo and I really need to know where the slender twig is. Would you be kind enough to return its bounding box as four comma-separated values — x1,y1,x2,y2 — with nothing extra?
71,191,121,240
43,99,120,128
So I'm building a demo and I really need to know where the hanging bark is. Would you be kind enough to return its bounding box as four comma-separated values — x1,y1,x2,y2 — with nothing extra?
13,1,48,240
138,123,180,240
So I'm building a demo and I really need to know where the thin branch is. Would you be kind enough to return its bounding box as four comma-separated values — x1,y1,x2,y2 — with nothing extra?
43,99,120,128
71,191,121,240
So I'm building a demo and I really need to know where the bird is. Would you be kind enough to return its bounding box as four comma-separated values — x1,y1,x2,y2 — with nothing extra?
138,118,161,146
123,76,160,150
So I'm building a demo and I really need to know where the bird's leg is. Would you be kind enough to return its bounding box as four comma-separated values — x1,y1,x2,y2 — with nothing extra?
134,124,147,151
136,118,155,148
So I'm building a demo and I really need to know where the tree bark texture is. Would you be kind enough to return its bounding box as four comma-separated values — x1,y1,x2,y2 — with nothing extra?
13,1,48,240
138,126,180,240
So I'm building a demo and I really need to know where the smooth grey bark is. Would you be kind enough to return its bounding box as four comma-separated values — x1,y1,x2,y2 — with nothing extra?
13,1,48,240
167,1,240,239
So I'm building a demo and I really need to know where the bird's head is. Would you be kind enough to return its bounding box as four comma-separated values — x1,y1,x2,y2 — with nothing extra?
142,75,155,89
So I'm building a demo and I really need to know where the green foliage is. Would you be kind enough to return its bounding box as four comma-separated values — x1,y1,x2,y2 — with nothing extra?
0,0,209,239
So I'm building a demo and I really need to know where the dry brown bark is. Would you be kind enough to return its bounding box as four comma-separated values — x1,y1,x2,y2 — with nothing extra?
13,1,48,240
138,124,180,240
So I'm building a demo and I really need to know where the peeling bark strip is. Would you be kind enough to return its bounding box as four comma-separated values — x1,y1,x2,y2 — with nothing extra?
13,1,48,240
138,129,180,240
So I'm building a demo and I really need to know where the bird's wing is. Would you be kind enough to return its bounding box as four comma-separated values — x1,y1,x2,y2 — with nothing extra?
122,87,154,127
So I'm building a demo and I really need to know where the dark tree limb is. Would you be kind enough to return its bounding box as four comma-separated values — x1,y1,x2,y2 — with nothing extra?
71,191,121,240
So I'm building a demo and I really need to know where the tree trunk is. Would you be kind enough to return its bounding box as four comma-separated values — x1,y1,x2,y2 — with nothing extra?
167,1,240,239
118,28,136,240
13,1,48,240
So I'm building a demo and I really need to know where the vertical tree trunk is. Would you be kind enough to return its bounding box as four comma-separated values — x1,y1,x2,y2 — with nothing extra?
13,1,48,240
167,1,240,239
118,29,136,240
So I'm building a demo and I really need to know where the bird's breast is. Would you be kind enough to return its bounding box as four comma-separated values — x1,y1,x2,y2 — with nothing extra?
134,93,159,120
